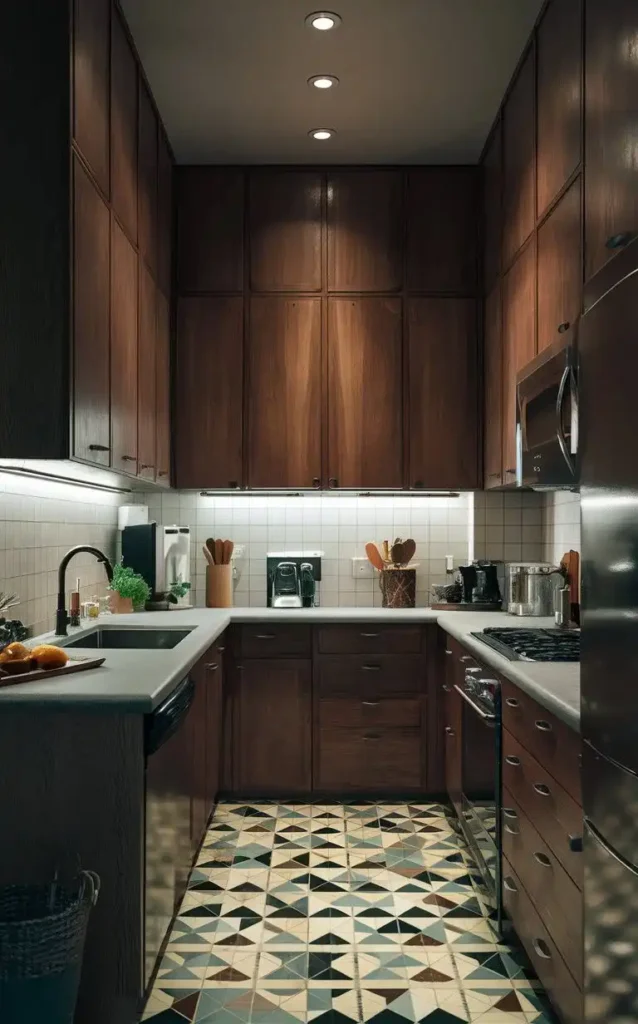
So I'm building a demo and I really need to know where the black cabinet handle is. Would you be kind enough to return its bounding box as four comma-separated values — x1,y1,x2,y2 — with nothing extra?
535,719,552,732
532,938,552,960
121,454,136,462
89,444,110,452
568,834,583,853
505,755,521,767
606,231,635,250
503,876,518,893
558,321,570,333
312,477,321,488
533,783,551,797
533,851,552,868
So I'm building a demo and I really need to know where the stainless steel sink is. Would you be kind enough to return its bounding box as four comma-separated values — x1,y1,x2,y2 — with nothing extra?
57,626,194,650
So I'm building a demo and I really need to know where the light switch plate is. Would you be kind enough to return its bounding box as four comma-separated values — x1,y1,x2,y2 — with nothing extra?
351,556,374,579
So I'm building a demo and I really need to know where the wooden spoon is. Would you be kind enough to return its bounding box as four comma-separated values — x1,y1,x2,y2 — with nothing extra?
401,539,416,565
391,541,405,566
223,539,234,565
365,543,385,571
214,538,224,566
202,545,214,567
206,538,217,563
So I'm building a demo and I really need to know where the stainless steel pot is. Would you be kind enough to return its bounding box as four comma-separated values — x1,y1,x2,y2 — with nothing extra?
506,562,562,617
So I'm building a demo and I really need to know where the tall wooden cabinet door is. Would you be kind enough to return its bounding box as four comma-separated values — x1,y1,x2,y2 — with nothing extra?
502,240,536,483
249,171,322,291
111,219,138,474
537,0,582,217
502,47,536,269
73,0,110,196
444,681,463,812
158,132,173,297
247,298,321,488
328,298,403,489
138,263,157,481
73,157,111,466
233,660,312,795
408,298,479,489
483,120,502,292
585,0,638,280
110,9,138,242
178,169,244,292
484,282,503,488
407,169,478,293
155,292,171,485
537,176,582,353
138,82,158,275
205,656,223,811
327,171,403,292
175,297,244,488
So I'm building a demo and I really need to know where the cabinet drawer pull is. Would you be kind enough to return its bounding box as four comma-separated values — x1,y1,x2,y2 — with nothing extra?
606,231,635,250
205,662,219,672
533,783,551,797
503,876,518,893
255,634,275,639
121,454,136,462
557,321,570,333
535,720,552,732
140,463,154,471
363,732,380,741
503,807,518,819
444,649,453,656
505,697,519,708
533,851,552,868
362,700,380,706
361,632,380,638
442,683,451,692
361,664,381,672
505,755,521,766
533,938,552,960
329,477,339,488
504,822,520,835
460,655,473,663
217,645,226,653
88,443,110,452
445,726,455,736
229,480,240,489
569,834,583,853
505,467,516,475
312,477,321,487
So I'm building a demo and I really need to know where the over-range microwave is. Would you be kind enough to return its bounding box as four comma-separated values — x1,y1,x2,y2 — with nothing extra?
516,322,578,489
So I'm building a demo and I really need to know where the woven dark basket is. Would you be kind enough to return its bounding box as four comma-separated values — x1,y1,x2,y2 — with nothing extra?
0,871,99,981
380,568,417,608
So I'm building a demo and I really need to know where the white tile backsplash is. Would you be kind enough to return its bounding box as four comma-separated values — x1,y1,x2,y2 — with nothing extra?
542,491,581,564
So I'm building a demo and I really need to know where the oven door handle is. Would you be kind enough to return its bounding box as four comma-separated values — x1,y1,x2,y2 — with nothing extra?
556,361,576,476
453,684,496,722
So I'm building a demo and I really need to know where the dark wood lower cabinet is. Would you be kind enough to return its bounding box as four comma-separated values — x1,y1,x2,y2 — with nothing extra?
315,726,422,792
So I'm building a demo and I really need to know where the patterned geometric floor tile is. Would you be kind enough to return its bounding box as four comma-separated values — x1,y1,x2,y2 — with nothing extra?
142,802,556,1024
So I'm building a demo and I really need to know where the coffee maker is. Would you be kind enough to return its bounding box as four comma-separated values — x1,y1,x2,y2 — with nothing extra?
122,523,192,606
267,552,322,608
458,560,504,606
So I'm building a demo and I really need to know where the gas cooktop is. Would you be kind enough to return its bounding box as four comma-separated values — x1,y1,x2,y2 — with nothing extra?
471,626,580,662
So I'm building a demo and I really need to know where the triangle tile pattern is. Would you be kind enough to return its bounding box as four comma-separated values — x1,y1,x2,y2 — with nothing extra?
142,801,556,1023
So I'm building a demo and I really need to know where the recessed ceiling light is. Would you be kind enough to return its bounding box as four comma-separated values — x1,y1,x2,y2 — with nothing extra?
309,128,335,140
308,75,339,90
305,11,342,31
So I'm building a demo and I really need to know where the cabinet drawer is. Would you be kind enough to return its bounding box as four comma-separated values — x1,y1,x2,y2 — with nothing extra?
502,789,582,985
502,858,582,1024
502,679,581,802
235,625,311,658
317,626,424,655
503,730,583,888
318,697,421,729
315,727,422,791
316,655,424,697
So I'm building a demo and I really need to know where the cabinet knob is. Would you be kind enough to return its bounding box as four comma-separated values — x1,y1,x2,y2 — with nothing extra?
505,755,521,767
442,683,451,692
312,477,321,488
606,231,635,250
444,649,452,656
88,444,110,452
445,726,455,736
205,662,219,672
503,876,518,893
533,782,551,797
535,719,552,732
532,938,552,961
503,807,518,820
505,697,519,708
557,321,570,333
533,851,552,868
121,454,136,462
328,477,339,488
228,480,240,489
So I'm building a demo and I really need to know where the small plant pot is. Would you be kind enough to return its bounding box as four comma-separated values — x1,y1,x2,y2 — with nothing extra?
108,592,134,615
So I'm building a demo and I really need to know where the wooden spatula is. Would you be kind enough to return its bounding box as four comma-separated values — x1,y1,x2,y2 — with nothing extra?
214,538,224,566
206,538,217,563
202,544,214,567
365,543,385,571
222,539,234,565
401,539,416,565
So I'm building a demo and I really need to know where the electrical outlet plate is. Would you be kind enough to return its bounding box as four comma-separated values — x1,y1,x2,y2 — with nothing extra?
351,556,374,579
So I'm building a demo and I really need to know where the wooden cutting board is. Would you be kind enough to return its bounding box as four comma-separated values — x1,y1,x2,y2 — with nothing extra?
0,655,106,689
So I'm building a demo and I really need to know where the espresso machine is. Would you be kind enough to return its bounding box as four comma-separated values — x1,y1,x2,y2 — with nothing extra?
122,523,192,607
267,552,322,608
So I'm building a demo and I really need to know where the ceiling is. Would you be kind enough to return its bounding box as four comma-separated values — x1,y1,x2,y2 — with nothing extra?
121,0,543,165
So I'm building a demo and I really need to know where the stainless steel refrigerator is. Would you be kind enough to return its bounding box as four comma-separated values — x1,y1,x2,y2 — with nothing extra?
580,238,638,1023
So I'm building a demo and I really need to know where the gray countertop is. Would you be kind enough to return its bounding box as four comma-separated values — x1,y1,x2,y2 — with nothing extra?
0,607,580,730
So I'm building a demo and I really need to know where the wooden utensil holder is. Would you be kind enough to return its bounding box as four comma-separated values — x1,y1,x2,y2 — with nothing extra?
380,568,416,608
206,564,233,608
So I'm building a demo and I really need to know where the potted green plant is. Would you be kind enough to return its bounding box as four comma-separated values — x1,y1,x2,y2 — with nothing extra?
108,562,151,614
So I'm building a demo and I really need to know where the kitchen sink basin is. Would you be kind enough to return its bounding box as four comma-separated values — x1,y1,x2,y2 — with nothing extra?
58,626,194,650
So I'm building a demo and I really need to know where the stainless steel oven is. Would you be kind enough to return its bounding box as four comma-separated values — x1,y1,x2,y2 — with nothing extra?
456,655,502,925
516,323,578,489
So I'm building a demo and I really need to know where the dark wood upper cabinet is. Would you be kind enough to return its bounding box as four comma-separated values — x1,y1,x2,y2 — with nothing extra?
484,282,503,488
157,132,173,297
73,0,110,196
155,291,171,484
327,172,403,292
138,82,158,275
110,9,137,243
328,297,403,489
247,298,322,488
137,263,157,481
73,157,110,466
537,175,582,352
178,169,244,292
585,0,638,280
482,120,502,291
537,0,582,217
233,660,312,795
502,47,536,269
175,297,244,488
111,219,138,474
249,171,322,292
408,298,479,489
407,168,478,293
502,238,536,482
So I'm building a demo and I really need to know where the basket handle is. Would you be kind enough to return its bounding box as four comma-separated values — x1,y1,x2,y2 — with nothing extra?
80,870,101,906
